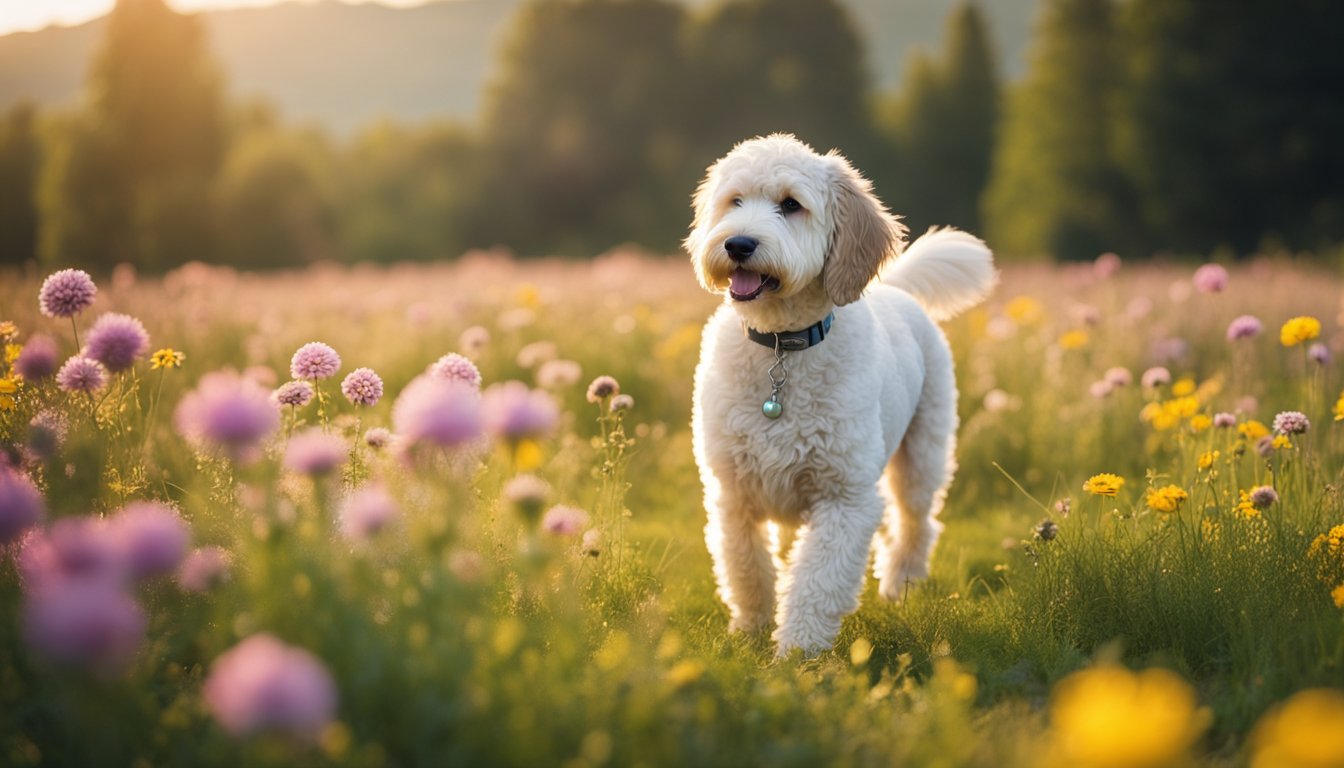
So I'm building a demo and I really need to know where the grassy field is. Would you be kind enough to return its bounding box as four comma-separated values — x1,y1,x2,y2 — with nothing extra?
1,251,1343,767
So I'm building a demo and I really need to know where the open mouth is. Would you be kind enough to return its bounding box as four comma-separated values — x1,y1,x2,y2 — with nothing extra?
728,269,780,302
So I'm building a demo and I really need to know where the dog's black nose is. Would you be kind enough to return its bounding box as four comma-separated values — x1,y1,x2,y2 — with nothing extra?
724,236,758,262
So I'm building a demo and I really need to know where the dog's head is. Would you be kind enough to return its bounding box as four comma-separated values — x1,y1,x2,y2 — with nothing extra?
684,134,907,329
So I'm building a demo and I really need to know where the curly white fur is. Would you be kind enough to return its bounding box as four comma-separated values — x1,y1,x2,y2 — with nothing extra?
686,134,997,656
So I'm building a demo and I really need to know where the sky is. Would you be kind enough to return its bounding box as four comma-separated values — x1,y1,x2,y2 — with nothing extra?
0,0,430,36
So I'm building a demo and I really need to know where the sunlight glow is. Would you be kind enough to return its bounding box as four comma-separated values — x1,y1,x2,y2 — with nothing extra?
0,0,434,37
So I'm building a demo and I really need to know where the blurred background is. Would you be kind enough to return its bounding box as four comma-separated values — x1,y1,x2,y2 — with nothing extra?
0,0,1341,272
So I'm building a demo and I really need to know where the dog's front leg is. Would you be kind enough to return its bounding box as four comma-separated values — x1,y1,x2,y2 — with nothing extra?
772,492,883,656
704,486,776,633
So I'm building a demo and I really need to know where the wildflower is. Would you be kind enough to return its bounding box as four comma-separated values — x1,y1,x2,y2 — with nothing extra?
1226,315,1263,341
340,367,384,407
516,340,557,368
1248,688,1344,768
203,633,338,742
1058,330,1088,350
1234,490,1260,518
1255,436,1275,457
1198,450,1220,470
536,359,582,389
428,353,482,389
1238,420,1270,441
482,381,559,442
1046,664,1210,768
110,501,190,580
56,355,107,393
1071,304,1101,327
38,269,97,318
447,550,485,582
1334,585,1344,609
458,326,489,358
587,375,620,403
1093,252,1121,278
1150,337,1189,364
391,374,483,449
610,394,635,413
1171,378,1196,397
582,528,602,557
174,371,281,461
1192,263,1229,293
0,468,45,544
1034,519,1059,541
150,348,185,370
1249,485,1279,510
541,504,590,536
1141,367,1171,390
15,334,59,380
1004,296,1044,324
1146,485,1189,513
1335,390,1344,422
17,517,125,591
23,579,146,676
290,342,341,381
27,410,67,460
1309,342,1332,366
177,546,231,593
83,313,150,372
1054,498,1071,517
1273,411,1310,436
283,429,348,477
1103,367,1132,388
504,474,550,522
1308,525,1344,585
1082,473,1124,497
364,427,392,449
1280,316,1321,347
338,484,400,543
1089,380,1113,399
0,321,14,341
1272,435,1293,450
1213,412,1237,428
273,380,315,408
1189,414,1212,432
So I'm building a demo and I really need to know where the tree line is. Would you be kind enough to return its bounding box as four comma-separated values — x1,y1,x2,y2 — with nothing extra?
1,0,1340,272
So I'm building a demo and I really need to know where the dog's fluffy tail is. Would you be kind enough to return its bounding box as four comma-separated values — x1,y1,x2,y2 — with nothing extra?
879,227,997,322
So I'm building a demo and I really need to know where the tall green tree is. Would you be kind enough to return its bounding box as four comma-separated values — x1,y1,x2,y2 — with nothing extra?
1120,0,1344,254
41,0,226,271
0,103,41,266
982,0,1132,260
885,2,1000,234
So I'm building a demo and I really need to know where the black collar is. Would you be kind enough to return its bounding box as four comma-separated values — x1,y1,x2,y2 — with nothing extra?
744,312,834,351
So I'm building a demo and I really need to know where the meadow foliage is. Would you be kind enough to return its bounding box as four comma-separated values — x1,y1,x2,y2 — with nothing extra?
1,253,1343,766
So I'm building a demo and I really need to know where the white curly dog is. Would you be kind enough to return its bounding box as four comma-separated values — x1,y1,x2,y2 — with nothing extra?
686,134,997,656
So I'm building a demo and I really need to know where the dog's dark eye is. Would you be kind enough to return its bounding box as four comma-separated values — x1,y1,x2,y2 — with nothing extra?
731,197,743,208
780,197,803,214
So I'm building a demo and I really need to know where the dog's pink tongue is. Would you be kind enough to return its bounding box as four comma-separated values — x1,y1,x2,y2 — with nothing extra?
729,269,764,295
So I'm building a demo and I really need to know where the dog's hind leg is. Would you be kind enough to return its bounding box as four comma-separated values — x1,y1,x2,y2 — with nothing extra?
875,366,957,601
704,484,777,633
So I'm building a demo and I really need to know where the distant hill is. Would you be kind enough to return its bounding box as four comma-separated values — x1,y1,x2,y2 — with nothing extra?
0,0,1036,135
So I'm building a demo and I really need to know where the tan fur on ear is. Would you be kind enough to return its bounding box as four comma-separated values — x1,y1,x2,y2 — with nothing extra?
823,158,907,306
684,162,720,291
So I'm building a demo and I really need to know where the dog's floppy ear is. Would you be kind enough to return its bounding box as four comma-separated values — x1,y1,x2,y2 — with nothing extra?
684,161,721,292
822,156,907,306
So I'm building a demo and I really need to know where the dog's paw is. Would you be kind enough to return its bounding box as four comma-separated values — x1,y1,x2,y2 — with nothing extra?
728,612,773,634
877,554,931,602
771,618,838,659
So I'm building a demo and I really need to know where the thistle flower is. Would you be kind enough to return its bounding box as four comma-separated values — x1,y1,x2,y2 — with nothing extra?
1249,485,1279,509
1272,411,1310,436
1191,263,1229,293
458,326,490,358
1082,473,1124,497
1034,519,1059,541
429,353,482,389
338,484,400,542
364,427,392,449
586,375,620,403
1280,316,1321,347
273,380,315,408
341,367,384,407
392,374,483,449
38,269,97,318
516,341,556,368
174,371,281,461
1141,367,1171,390
83,313,150,372
27,410,68,460
177,546,231,593
536,359,582,389
1213,412,1237,429
541,504,589,536
203,633,338,742
23,579,146,676
1103,367,1132,388
56,355,107,393
503,474,550,522
1226,315,1263,341
110,501,190,580
610,394,635,413
17,517,125,591
15,334,59,380
283,429,348,477
1308,342,1331,366
582,528,602,556
290,342,341,381
482,381,558,442
1089,380,1113,399
0,468,44,544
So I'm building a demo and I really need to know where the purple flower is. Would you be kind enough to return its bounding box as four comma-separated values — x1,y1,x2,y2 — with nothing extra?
1103,367,1133,388
1255,436,1275,457
23,579,145,676
363,427,391,449
338,484,400,542
1213,412,1237,428
1192,263,1229,293
56,355,107,393
18,517,125,592
1090,380,1113,398
26,410,67,460
110,501,190,580
482,381,559,442
609,394,634,413
541,504,589,536
1150,337,1188,364
392,374,483,449
1226,315,1263,341
1308,343,1331,366
290,342,341,381
38,269,97,318
340,367,383,407
1249,485,1279,509
586,375,620,403
15,335,59,380
83,313,149,372
177,546,231,593
273,380,315,408
174,371,281,461
1141,367,1171,390
203,633,338,742
429,353,482,389
1272,411,1310,436
0,468,44,544
458,326,490,358
283,428,348,476
504,474,550,522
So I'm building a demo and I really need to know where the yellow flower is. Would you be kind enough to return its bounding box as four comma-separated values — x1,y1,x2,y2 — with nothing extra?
1083,473,1125,497
1046,665,1211,768
1280,316,1321,347
1238,420,1270,441
1189,414,1212,432
0,394,13,411
1333,585,1344,609
1249,688,1344,768
1146,485,1190,513
515,283,540,310
0,321,16,341
150,348,185,370
0,377,16,395
1235,490,1261,519
4,343,20,364
1005,296,1044,325
1272,435,1293,450
1171,378,1196,397
1333,390,1344,422
1198,450,1220,470
1308,524,1344,586
1059,330,1088,350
